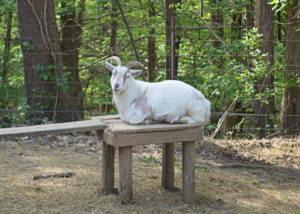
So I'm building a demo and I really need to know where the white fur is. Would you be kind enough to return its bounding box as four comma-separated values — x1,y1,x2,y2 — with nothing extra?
106,61,211,125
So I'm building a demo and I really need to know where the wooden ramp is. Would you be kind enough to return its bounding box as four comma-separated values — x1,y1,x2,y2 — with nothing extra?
0,119,106,138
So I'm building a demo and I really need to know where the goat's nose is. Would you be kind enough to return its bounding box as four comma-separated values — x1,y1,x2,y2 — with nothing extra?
114,82,119,89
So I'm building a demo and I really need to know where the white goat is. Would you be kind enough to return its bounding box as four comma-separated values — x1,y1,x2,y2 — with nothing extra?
105,56,211,125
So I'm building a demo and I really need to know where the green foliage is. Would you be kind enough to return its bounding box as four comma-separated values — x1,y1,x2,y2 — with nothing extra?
203,167,209,172
137,155,161,165
56,71,71,92
251,178,259,185
269,0,288,14
22,41,35,51
174,159,182,170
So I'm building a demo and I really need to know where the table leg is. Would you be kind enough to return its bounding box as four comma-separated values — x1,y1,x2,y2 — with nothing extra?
182,141,195,203
119,146,133,204
102,141,116,194
162,143,175,190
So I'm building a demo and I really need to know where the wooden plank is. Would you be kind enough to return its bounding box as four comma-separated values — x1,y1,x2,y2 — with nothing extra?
162,143,174,190
119,146,133,204
101,141,116,194
103,127,202,147
182,141,195,203
0,120,106,139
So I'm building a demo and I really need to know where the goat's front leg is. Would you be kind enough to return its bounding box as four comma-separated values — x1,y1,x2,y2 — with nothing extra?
178,116,196,124
127,112,148,125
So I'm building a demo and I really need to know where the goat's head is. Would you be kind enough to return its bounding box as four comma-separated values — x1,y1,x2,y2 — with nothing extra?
105,56,144,92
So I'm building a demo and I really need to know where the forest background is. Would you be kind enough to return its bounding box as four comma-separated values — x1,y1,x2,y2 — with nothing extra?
0,0,299,139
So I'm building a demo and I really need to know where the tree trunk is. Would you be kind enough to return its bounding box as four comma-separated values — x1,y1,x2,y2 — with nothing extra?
110,0,117,53
246,0,254,30
280,0,300,133
165,0,181,80
231,13,242,39
253,0,275,138
2,11,13,83
0,11,13,110
277,2,282,42
210,0,224,71
165,0,174,79
211,0,223,48
60,0,85,121
101,0,117,113
147,1,156,82
16,0,64,122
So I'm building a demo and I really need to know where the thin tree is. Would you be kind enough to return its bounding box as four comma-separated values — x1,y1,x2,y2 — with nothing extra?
147,0,156,82
100,0,117,114
2,11,13,84
246,0,254,30
280,0,300,133
110,0,118,54
211,0,223,48
165,0,181,80
254,0,275,138
0,6,13,111
60,0,86,121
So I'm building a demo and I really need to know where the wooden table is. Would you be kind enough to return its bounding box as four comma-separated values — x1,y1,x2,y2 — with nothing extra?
95,115,203,204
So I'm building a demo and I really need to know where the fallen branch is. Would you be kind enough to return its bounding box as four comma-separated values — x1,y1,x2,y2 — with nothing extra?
211,93,240,139
218,163,272,170
33,172,75,180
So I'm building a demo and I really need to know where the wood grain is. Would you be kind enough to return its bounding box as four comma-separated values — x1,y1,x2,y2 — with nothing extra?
162,143,174,190
103,126,202,147
0,120,106,138
119,146,133,204
101,141,116,194
182,141,195,203
95,115,204,134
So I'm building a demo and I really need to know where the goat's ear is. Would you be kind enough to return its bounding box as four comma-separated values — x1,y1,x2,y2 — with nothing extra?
129,69,142,77
105,61,115,71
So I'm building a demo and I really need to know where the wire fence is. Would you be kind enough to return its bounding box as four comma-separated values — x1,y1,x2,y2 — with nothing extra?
0,0,299,138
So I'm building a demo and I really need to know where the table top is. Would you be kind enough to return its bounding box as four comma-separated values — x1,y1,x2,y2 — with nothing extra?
93,115,203,147
93,115,203,134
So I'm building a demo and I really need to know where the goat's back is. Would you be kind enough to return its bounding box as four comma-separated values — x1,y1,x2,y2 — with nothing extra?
139,80,210,124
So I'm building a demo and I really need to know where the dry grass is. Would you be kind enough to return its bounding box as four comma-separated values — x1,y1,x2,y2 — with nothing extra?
0,134,299,214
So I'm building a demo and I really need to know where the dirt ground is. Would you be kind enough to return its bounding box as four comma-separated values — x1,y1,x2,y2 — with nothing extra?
0,133,299,214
